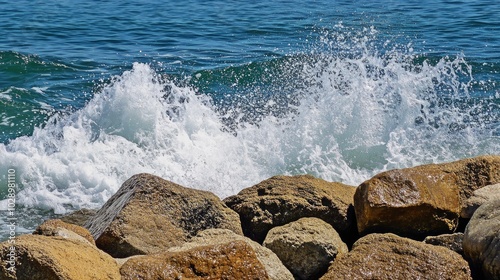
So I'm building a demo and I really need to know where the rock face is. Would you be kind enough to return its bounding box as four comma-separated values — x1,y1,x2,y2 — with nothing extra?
263,217,348,280
321,233,472,280
224,174,357,244
33,219,95,246
171,228,293,280
85,173,243,258
0,234,120,280
423,233,464,255
463,199,500,280
120,240,269,280
354,155,500,238
461,183,500,218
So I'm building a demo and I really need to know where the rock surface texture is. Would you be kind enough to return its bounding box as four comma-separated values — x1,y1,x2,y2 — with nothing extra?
85,173,242,258
263,217,348,280
423,232,464,255
170,228,294,280
224,174,356,244
320,233,472,280
33,219,95,246
461,183,500,218
120,240,269,280
0,234,120,280
354,155,500,238
463,199,500,280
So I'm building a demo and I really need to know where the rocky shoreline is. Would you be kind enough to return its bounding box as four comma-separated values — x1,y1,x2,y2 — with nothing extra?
1,155,499,279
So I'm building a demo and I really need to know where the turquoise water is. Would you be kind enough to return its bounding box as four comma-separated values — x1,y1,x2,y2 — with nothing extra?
1,0,499,238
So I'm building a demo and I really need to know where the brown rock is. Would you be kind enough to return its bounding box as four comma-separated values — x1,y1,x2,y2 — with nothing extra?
463,198,500,280
120,240,269,280
354,155,500,238
321,233,472,280
224,174,357,244
263,217,348,280
33,219,95,246
424,233,464,255
0,234,120,280
85,173,243,258
171,228,294,280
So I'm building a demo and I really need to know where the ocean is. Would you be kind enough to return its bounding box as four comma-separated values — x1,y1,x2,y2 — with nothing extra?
1,0,499,239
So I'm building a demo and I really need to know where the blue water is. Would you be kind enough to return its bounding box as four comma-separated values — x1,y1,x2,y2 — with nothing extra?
1,0,499,238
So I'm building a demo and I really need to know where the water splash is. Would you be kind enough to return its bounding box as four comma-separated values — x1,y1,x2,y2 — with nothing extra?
1,26,499,219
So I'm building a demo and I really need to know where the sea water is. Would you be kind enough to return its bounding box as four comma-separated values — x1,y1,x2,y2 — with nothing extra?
1,0,499,239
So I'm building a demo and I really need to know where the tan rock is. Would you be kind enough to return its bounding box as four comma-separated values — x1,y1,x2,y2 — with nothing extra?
461,183,500,218
85,173,243,258
33,219,95,246
0,234,120,280
170,228,293,280
120,240,269,280
321,233,472,280
224,174,357,244
463,198,500,280
263,217,348,280
354,155,500,238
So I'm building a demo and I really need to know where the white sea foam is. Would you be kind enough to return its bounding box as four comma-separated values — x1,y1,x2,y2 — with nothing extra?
1,32,499,215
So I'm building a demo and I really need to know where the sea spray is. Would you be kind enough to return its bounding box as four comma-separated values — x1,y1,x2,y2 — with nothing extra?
0,27,499,238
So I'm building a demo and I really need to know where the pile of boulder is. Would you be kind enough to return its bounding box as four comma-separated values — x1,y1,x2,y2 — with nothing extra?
1,155,499,279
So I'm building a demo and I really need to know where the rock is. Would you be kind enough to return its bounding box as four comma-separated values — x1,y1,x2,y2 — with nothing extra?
263,217,348,280
461,183,500,218
59,208,97,227
424,233,464,255
120,240,269,280
321,233,472,280
33,219,95,246
0,234,120,280
354,155,500,239
85,173,242,258
224,174,357,244
463,198,500,280
171,228,293,280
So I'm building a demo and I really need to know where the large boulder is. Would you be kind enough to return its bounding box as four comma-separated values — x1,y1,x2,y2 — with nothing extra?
263,217,348,280
85,173,242,258
354,155,500,238
461,183,500,218
463,199,500,279
171,228,293,280
120,240,269,280
0,234,120,280
321,233,472,280
224,174,357,244
33,219,95,246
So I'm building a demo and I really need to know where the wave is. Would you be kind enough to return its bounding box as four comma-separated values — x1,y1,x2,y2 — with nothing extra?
1,29,499,215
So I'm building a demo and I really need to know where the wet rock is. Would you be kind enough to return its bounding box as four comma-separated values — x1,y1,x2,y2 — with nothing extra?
321,233,472,280
120,240,269,280
263,217,347,280
85,173,242,258
423,233,464,255
0,234,120,280
33,219,95,246
463,198,500,280
461,183,500,219
172,228,293,280
224,174,357,244
354,155,500,239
